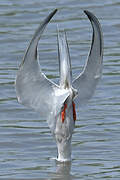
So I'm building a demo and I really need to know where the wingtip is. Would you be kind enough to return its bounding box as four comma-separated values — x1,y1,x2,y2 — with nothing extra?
84,10,89,14
84,9,103,56
84,10,92,16
84,10,94,21
51,8,58,17
47,9,58,23
84,10,100,24
54,8,58,13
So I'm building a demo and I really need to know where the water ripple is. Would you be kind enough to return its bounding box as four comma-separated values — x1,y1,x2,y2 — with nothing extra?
0,0,120,179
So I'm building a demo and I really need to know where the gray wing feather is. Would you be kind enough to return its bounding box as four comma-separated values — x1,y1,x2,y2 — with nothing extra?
73,10,103,105
15,9,69,129
57,28,72,88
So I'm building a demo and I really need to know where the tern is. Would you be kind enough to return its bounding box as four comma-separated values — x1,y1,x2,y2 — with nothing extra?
15,9,103,162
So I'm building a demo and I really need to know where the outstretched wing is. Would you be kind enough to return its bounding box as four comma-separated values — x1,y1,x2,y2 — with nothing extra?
57,28,72,89
15,9,70,128
73,10,103,106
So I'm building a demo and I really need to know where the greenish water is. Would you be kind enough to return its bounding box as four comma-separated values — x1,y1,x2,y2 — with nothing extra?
0,0,120,179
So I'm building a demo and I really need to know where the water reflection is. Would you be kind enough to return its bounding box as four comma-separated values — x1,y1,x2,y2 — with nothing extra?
51,160,73,180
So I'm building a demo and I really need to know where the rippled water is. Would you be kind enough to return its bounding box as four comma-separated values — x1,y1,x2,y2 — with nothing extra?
0,0,120,179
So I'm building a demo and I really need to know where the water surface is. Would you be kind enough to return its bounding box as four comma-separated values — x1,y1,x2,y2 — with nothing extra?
0,0,120,179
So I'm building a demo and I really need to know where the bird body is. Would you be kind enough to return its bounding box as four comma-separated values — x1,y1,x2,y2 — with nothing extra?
15,9,103,162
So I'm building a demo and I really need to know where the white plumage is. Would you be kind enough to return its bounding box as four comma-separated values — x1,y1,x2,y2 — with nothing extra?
15,9,103,162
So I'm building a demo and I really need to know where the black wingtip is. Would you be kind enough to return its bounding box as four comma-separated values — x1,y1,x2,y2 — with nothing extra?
54,9,58,14
84,10,99,24
46,9,58,24
84,10,87,14
84,10,103,57
84,10,93,21
84,10,89,14
51,9,58,18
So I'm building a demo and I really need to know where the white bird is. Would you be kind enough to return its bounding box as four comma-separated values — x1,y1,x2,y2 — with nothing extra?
15,9,103,162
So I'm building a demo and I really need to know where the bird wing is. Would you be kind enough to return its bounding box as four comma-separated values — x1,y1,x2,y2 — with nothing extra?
73,10,103,106
15,9,70,131
57,28,72,88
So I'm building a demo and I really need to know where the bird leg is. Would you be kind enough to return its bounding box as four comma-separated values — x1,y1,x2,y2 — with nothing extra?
61,104,67,123
72,101,76,121
61,101,76,123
